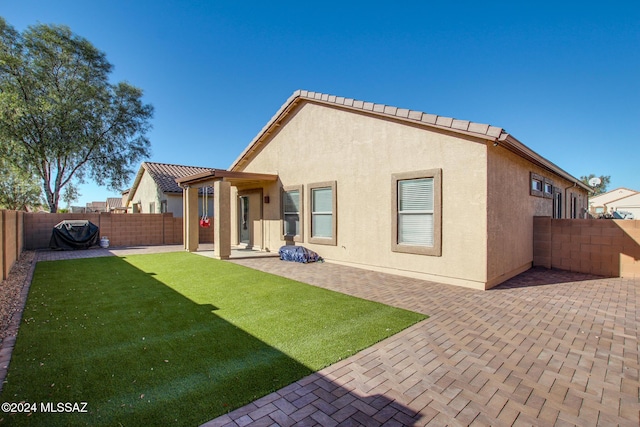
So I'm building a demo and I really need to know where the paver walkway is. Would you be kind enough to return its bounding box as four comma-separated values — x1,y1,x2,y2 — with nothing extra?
201,258,640,427
19,247,640,426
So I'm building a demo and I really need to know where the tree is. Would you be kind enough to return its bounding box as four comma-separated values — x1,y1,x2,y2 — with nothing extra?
62,182,81,209
0,18,153,212
580,174,610,196
0,158,44,210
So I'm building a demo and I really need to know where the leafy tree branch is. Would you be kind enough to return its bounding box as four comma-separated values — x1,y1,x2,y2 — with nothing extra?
0,18,153,212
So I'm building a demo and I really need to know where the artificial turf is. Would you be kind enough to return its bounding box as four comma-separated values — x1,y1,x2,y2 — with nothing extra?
0,252,426,426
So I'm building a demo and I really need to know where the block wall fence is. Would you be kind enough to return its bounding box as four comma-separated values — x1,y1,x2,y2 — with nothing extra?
5,212,637,282
533,217,640,278
23,212,213,250
0,210,25,281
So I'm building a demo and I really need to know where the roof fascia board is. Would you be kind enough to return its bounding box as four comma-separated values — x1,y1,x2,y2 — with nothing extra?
125,162,147,205
501,135,591,192
230,92,302,171
176,169,278,187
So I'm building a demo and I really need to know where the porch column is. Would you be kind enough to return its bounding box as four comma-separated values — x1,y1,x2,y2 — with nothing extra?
184,186,199,252
213,180,231,259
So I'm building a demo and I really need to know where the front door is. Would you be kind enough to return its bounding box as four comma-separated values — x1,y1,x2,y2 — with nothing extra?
239,196,250,245
238,191,263,249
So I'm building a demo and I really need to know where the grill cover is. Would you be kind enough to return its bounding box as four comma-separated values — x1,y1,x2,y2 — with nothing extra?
50,220,100,250
278,245,321,263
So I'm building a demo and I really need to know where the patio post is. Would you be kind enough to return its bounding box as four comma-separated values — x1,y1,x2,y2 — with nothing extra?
213,180,231,259
184,186,199,252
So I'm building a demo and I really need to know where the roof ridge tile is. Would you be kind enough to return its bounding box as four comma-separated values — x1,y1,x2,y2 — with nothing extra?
294,90,505,138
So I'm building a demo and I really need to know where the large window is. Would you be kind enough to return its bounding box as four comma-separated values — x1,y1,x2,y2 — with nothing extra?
392,169,442,256
308,181,337,245
282,185,303,242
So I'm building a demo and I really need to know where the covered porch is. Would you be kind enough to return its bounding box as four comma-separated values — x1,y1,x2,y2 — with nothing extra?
176,169,279,259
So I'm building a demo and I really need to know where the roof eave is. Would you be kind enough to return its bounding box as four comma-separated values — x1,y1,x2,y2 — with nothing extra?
176,169,279,187
125,162,148,205
501,135,591,192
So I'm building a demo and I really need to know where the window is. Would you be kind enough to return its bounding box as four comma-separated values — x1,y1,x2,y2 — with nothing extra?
530,172,543,197
149,202,155,213
308,181,337,245
553,187,562,218
570,194,578,219
531,172,554,199
282,185,303,242
392,169,442,256
160,200,167,213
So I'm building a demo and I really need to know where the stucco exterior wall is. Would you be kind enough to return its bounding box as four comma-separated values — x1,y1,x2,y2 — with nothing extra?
485,146,588,287
127,172,213,218
236,103,491,288
129,171,164,213
166,194,185,217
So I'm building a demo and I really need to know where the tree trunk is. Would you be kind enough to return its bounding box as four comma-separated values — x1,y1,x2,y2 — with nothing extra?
44,182,58,213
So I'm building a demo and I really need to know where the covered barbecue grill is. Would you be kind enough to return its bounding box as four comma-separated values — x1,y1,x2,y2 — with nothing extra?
49,220,100,250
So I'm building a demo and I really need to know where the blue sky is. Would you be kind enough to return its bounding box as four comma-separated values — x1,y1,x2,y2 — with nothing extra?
3,1,639,206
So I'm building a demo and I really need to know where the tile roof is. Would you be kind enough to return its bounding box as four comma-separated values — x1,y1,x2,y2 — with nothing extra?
230,90,591,192
86,201,107,208
142,162,215,194
295,90,506,138
106,197,123,208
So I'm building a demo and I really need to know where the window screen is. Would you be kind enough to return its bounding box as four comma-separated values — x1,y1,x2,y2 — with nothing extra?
398,178,434,246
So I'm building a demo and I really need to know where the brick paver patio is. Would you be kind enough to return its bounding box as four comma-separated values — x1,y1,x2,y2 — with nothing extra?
203,257,640,426
13,247,640,426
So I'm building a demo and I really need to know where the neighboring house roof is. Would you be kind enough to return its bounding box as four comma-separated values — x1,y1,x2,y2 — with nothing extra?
106,197,123,208
86,201,107,212
589,187,639,206
230,90,591,192
127,162,216,205
606,192,640,208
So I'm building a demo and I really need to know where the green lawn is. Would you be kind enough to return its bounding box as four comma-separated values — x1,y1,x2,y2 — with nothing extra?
0,252,425,426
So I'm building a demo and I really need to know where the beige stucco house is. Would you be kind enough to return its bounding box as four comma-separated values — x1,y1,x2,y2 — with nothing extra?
126,162,214,217
177,90,590,290
589,187,639,217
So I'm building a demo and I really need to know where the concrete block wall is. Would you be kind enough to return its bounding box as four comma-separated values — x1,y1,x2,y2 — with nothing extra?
533,217,640,278
23,213,214,250
199,224,214,245
1,210,25,281
25,213,100,250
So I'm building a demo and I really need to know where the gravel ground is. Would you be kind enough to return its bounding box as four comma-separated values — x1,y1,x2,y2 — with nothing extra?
0,251,35,343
